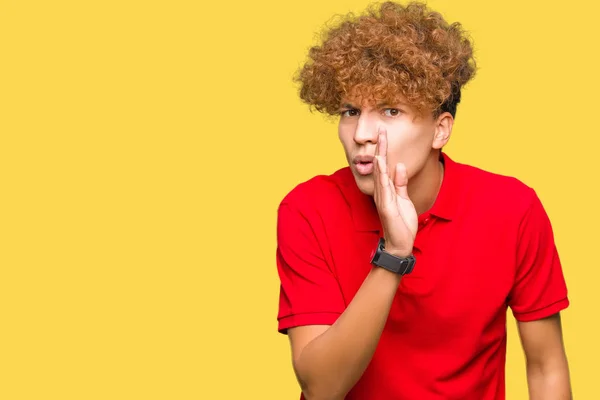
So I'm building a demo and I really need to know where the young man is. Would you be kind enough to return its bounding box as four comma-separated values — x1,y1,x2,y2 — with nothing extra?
275,2,571,399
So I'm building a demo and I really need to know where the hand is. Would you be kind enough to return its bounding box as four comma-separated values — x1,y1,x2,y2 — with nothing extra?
372,127,418,257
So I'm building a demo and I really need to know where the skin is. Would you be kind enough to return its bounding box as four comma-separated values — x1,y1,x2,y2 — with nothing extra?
518,314,572,399
287,98,572,399
338,100,450,223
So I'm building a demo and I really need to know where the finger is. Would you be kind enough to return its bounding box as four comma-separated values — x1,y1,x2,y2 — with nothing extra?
377,126,387,159
375,127,393,207
387,176,396,205
374,127,390,206
378,127,390,179
374,129,380,158
375,155,388,193
376,155,395,210
372,153,381,202
394,163,410,200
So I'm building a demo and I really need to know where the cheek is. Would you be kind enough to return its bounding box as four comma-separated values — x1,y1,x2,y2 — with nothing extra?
338,128,354,151
386,129,432,171
337,124,345,141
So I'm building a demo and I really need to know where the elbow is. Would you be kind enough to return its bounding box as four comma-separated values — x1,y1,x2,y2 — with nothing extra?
294,362,347,400
526,354,570,377
526,357,571,399
301,386,347,400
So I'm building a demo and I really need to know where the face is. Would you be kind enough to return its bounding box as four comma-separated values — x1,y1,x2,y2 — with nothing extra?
338,99,453,196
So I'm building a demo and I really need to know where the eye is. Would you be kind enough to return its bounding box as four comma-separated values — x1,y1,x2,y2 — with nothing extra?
383,108,400,117
341,109,360,117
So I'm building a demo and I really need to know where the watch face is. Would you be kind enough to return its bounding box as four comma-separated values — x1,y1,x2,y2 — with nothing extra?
370,237,416,275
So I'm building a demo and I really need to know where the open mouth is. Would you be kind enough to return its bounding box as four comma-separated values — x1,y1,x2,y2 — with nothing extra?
355,161,374,175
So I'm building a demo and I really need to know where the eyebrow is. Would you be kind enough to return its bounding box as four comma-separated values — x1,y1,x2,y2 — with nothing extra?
341,102,407,109
377,102,408,108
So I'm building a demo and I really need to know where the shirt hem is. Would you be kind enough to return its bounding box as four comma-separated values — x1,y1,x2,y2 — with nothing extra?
512,297,569,322
278,312,341,334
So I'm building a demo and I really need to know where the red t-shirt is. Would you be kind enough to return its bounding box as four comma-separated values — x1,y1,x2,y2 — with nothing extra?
276,152,569,399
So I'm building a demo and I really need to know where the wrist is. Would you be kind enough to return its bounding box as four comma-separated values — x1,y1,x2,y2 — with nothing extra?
381,238,413,258
371,264,404,282
370,238,416,275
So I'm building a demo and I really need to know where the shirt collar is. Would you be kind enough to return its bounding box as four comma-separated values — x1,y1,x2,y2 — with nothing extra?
336,152,460,232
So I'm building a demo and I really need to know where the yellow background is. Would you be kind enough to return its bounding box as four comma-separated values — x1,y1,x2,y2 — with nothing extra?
1,0,598,398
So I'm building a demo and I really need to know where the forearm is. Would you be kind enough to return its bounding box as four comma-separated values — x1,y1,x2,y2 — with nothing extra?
527,360,572,400
293,267,401,400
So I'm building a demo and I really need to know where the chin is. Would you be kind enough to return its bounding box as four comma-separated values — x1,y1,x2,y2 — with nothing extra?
354,175,374,196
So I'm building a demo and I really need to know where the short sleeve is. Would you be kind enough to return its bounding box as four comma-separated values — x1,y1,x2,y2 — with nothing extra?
276,201,345,334
508,190,569,322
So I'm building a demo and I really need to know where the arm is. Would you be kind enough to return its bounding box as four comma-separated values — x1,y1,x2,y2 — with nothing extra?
506,189,571,398
289,267,401,400
517,313,572,400
282,129,418,399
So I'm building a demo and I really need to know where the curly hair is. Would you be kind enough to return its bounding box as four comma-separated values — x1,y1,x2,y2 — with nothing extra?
295,1,477,118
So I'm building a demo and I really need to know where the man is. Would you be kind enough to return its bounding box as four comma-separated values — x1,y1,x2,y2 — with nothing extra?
275,2,572,399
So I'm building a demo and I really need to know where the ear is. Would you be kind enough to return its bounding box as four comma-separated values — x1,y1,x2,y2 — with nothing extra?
432,112,454,150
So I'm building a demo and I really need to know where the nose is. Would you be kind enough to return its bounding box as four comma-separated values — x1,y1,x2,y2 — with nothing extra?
353,113,379,145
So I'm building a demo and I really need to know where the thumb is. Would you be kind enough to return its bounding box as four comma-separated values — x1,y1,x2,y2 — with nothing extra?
394,163,410,200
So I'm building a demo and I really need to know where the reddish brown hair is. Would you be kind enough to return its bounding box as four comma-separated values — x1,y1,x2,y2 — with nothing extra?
295,1,477,117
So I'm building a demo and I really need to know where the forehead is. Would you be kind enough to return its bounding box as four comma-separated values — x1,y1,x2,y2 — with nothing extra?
340,88,411,109
340,97,414,112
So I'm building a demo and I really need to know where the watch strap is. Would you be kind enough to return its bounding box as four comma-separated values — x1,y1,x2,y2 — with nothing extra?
370,238,416,275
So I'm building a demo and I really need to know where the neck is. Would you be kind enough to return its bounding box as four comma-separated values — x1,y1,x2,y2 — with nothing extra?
407,151,444,216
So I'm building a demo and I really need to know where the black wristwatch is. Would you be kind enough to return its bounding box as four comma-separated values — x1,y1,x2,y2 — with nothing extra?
370,238,416,275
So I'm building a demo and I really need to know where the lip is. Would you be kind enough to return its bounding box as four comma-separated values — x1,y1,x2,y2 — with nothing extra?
353,155,374,164
353,155,375,176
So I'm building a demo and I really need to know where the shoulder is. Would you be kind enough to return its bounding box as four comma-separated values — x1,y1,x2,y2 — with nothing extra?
453,159,539,219
276,167,357,244
278,167,353,214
